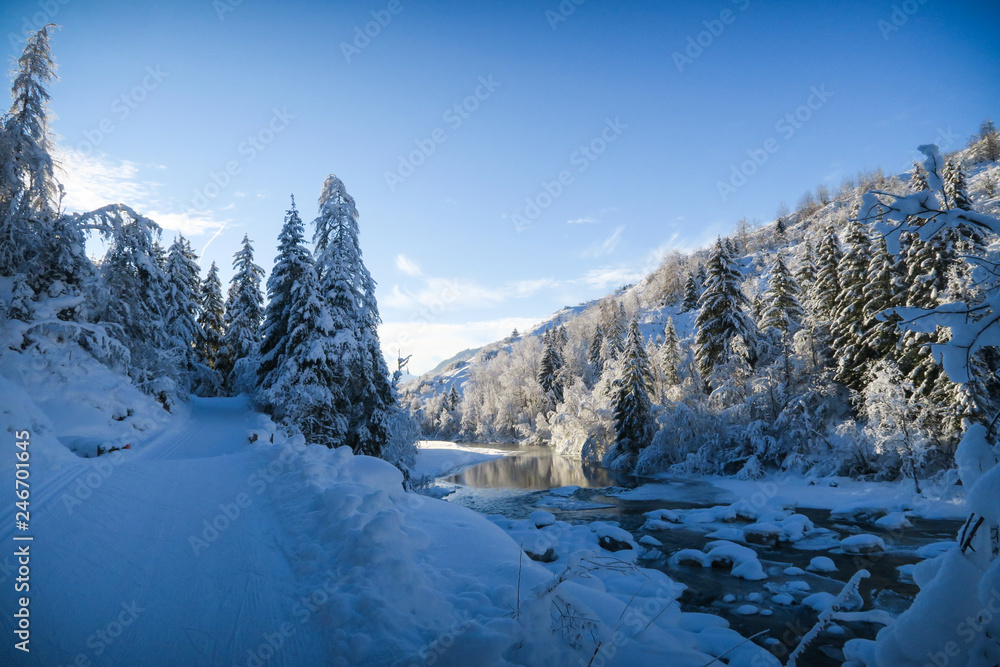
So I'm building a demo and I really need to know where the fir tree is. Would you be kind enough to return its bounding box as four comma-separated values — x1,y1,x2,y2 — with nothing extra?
660,317,681,386
163,235,203,385
760,254,804,335
609,317,654,465
258,198,312,395
0,25,59,278
831,219,873,389
588,325,604,381
943,160,973,210
910,161,930,192
681,273,699,312
313,175,394,457
859,238,902,365
197,261,225,370
538,328,564,410
694,238,758,385
267,260,349,448
795,240,817,292
812,227,842,319
604,302,626,360
220,234,264,393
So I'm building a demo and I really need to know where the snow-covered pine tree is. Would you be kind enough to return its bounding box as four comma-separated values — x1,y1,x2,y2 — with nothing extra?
258,198,312,397
219,234,264,393
0,25,59,279
197,261,225,371
91,206,173,397
587,325,604,382
831,219,873,390
266,260,349,449
909,161,930,192
538,328,564,411
795,240,817,294
680,273,699,312
858,238,902,367
858,148,1000,664
603,302,626,360
812,227,842,320
607,316,654,469
659,317,681,387
942,159,973,210
760,254,804,335
694,238,758,386
313,175,394,458
163,236,203,387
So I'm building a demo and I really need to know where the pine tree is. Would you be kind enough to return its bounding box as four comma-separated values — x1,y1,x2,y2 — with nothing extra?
96,208,173,394
760,254,804,335
859,238,902,365
447,385,460,411
604,302,626,359
588,325,604,381
163,235,203,385
537,328,564,410
660,317,681,386
267,260,349,448
219,234,264,393
812,227,842,319
831,219,873,389
795,240,817,292
694,238,758,385
313,175,394,457
258,198,312,395
681,273,699,312
609,317,654,464
910,161,930,192
197,261,225,370
0,25,59,278
943,160,973,210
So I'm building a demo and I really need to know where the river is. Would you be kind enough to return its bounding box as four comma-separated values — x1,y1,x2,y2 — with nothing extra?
428,443,963,665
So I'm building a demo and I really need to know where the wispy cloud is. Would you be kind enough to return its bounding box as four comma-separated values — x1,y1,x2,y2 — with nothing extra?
395,253,423,277
567,217,598,224
581,225,625,258
55,145,229,238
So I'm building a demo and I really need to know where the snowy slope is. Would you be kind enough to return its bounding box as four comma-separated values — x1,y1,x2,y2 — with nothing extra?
0,341,779,666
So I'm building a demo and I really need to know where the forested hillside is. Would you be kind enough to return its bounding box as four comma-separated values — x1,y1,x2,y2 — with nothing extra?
405,128,1000,490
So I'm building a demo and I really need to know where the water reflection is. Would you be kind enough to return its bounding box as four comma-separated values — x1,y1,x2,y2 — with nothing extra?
444,447,616,489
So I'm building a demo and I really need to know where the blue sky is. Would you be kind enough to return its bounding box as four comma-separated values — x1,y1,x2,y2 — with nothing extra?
3,0,999,373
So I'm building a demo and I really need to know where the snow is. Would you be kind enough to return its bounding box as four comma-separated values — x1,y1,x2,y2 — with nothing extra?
529,510,556,528
807,556,839,573
411,440,509,480
839,534,886,555
0,348,782,666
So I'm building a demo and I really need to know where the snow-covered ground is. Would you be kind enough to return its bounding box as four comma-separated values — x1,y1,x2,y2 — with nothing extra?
0,344,780,666
614,473,968,521
412,440,511,480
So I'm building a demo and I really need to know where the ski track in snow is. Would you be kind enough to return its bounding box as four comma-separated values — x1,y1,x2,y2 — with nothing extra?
0,397,328,666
